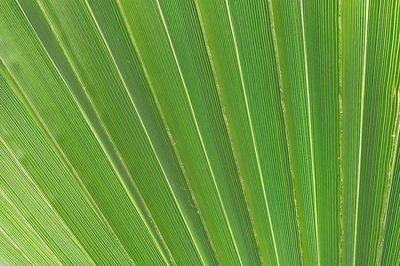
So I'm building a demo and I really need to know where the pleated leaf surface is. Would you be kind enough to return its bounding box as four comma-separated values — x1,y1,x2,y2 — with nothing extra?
0,0,399,265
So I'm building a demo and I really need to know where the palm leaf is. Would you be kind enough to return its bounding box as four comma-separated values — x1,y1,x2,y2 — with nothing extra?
1,0,399,265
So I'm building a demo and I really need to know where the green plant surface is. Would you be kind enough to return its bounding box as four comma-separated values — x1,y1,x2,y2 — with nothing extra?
0,0,399,265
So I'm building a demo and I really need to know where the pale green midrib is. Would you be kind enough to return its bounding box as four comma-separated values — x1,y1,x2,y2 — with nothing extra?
0,135,97,265
265,0,305,264
0,191,63,266
191,1,262,262
338,0,344,262
340,0,365,264
298,0,320,264
16,1,171,263
152,0,244,264
115,1,220,264
353,0,370,264
223,0,280,265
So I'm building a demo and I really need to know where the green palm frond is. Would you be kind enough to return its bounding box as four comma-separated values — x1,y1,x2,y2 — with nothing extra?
1,0,399,265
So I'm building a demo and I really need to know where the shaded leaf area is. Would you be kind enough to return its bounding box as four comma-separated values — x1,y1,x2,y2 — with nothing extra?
0,0,399,265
